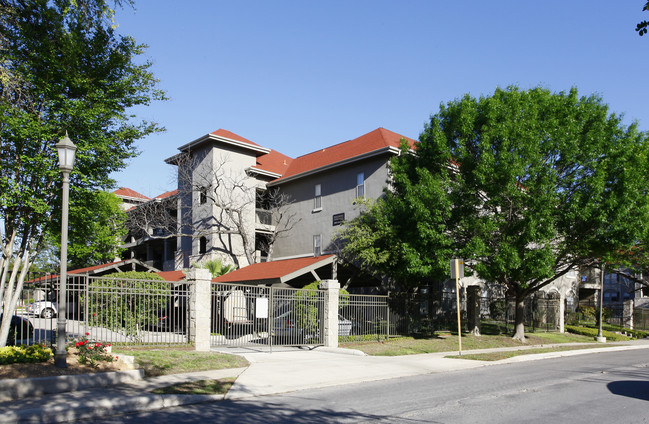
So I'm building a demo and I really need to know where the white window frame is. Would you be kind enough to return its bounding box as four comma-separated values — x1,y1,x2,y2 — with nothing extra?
356,172,365,198
313,234,321,257
313,183,322,211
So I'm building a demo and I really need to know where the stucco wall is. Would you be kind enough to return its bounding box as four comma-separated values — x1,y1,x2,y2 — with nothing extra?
271,155,391,259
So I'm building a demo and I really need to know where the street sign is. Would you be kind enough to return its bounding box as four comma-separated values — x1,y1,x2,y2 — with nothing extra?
450,258,464,279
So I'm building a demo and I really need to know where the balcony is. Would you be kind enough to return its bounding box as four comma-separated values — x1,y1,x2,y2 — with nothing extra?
255,209,275,233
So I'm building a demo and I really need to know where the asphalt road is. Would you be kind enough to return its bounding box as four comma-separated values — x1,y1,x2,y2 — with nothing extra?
97,349,649,424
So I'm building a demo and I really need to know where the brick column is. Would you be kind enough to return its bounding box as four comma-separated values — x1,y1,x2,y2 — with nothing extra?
320,279,340,348
187,268,212,351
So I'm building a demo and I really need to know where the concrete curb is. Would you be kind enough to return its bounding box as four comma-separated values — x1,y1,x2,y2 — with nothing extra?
0,368,145,401
0,392,223,424
493,343,649,364
314,346,367,356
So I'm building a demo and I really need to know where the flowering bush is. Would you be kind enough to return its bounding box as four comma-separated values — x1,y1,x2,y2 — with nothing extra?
0,344,52,365
70,333,117,367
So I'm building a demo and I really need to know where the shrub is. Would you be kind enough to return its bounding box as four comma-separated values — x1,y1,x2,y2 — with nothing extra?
578,306,596,321
565,325,631,341
0,345,53,365
71,333,115,367
489,300,506,320
82,271,171,338
290,282,349,336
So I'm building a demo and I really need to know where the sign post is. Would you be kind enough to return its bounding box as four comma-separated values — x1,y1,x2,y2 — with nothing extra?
450,258,464,355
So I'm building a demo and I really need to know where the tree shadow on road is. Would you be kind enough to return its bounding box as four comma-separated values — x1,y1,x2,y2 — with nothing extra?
608,380,649,401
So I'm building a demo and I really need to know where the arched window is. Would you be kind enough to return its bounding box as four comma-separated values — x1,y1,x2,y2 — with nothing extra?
199,236,207,254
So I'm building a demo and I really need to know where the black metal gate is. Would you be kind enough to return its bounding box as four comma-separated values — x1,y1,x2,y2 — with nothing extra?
210,283,325,348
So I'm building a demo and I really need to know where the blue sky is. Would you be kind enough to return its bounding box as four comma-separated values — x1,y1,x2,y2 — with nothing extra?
111,1,649,198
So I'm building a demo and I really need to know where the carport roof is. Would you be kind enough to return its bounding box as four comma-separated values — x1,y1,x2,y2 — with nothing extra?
213,255,336,285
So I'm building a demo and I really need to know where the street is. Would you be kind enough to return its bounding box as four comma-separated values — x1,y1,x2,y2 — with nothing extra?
95,348,649,423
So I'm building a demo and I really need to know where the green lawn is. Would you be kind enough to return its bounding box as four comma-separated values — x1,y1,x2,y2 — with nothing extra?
341,326,603,357
113,346,248,377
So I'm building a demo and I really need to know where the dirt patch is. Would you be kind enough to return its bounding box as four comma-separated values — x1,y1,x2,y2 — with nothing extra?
0,351,134,380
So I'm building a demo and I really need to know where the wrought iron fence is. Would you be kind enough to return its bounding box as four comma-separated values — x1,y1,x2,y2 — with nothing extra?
339,294,390,342
14,274,191,347
634,308,649,331
388,290,562,335
210,282,325,348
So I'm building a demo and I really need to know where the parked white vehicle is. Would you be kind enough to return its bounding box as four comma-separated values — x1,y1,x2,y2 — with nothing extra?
26,300,58,319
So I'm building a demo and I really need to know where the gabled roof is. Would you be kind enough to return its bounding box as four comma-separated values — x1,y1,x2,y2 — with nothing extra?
154,189,178,199
168,129,271,163
113,187,150,201
213,255,336,285
249,149,293,178
27,259,161,283
269,128,416,185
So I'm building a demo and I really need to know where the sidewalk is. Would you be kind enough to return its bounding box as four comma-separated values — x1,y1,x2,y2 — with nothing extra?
1,340,648,423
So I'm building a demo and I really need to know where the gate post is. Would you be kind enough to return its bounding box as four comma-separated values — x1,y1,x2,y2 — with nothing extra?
558,293,565,333
623,299,634,330
320,279,340,348
466,286,481,336
187,268,212,351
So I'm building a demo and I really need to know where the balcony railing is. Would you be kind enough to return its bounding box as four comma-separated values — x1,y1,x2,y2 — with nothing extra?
255,209,273,226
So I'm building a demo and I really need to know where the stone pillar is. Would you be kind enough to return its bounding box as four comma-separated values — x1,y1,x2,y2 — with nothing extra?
558,292,565,333
623,299,634,329
187,268,212,351
320,279,340,348
466,286,481,336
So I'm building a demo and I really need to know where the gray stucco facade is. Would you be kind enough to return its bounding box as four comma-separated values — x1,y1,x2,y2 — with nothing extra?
269,154,391,259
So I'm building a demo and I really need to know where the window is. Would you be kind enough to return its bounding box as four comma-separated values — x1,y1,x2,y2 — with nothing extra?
199,236,207,254
199,187,208,204
356,172,365,198
314,184,322,211
313,234,321,257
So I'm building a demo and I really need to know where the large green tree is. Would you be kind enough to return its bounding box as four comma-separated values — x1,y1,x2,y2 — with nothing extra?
56,191,127,269
0,0,165,346
339,87,649,341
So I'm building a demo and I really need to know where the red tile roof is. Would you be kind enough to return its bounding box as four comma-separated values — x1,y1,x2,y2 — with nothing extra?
213,255,335,283
210,129,263,148
273,128,416,182
156,270,186,282
154,189,178,199
113,187,150,201
251,150,293,176
68,260,126,275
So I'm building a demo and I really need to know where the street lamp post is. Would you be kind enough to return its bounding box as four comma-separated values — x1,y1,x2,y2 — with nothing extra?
54,132,77,368
596,262,607,343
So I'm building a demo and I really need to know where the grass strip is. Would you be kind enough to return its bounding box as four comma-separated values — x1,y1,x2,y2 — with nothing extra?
445,344,617,361
113,346,248,377
342,330,598,356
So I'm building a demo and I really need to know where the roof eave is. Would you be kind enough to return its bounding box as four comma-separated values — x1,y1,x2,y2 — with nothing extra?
247,167,283,179
268,146,400,186
173,133,271,158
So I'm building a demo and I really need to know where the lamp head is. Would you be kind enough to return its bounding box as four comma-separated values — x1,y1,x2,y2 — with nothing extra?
55,132,77,172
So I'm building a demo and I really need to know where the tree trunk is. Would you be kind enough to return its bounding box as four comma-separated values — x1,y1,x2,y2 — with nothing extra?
512,293,527,342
